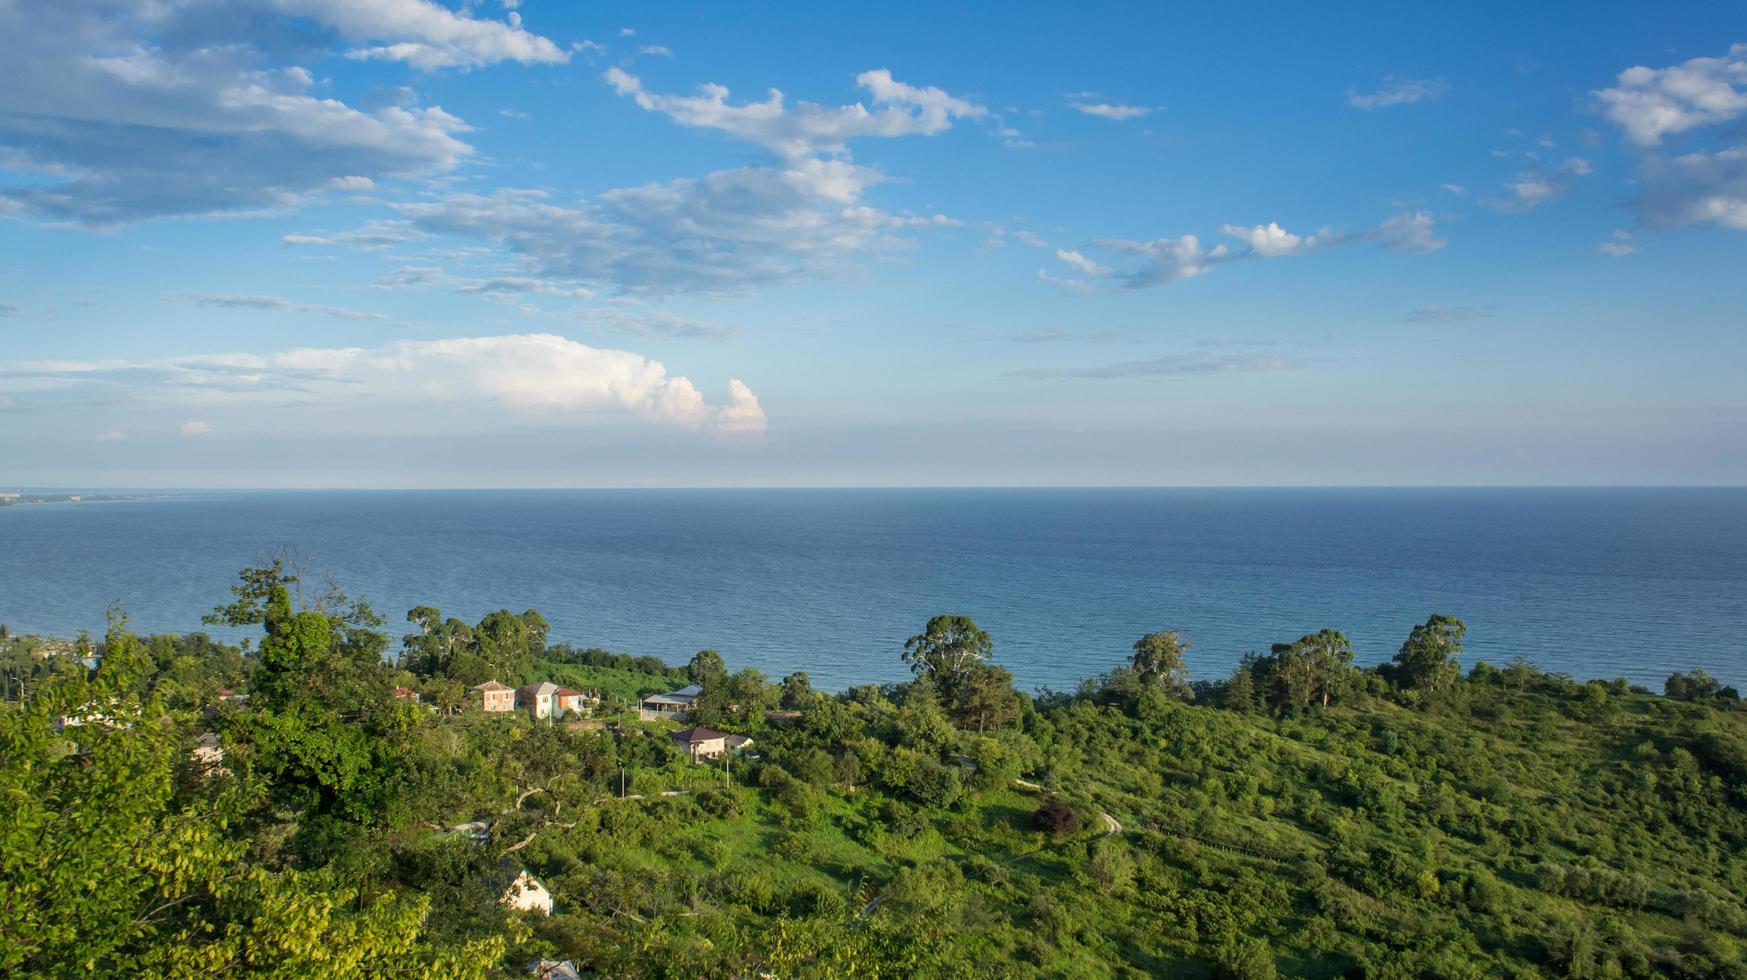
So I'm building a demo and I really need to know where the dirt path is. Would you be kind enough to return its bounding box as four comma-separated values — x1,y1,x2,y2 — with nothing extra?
1012,778,1120,837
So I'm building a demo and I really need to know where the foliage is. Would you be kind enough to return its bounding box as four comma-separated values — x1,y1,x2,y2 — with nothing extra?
7,569,1746,978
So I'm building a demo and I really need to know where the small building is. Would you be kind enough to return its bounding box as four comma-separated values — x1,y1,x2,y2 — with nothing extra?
501,870,552,915
553,687,597,717
517,681,559,719
671,725,731,761
474,680,515,713
639,684,703,722
391,686,420,702
528,960,582,980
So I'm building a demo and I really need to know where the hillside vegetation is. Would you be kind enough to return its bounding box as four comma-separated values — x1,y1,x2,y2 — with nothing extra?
3,562,1744,978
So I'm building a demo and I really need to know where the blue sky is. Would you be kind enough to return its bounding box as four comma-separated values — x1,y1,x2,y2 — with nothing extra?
1,0,1744,487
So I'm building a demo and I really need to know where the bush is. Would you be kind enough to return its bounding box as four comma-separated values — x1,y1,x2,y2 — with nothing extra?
1035,799,1081,837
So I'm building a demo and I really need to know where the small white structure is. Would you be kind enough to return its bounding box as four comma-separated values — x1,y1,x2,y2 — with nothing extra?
517,681,559,720
639,684,703,722
191,732,225,771
502,870,552,915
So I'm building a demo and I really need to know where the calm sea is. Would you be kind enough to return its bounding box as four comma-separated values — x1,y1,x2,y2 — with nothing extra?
1,488,1743,692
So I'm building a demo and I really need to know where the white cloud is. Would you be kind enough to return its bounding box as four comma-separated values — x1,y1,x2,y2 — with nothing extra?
1219,221,1319,257
276,0,568,70
0,1,479,225
1051,211,1442,291
1440,183,1467,196
1638,144,1747,229
180,420,213,435
1484,157,1593,212
1013,230,1050,248
1035,269,1095,292
95,430,127,442
604,67,983,160
1596,241,1636,256
1373,210,1446,253
391,160,940,296
5,334,765,433
1054,249,1111,277
1348,76,1450,110
1093,235,1223,288
639,45,673,57
330,176,376,191
1069,102,1154,121
1594,43,1747,146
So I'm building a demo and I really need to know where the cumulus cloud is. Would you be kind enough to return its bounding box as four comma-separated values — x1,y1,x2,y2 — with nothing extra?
180,420,213,435
1069,102,1154,120
95,430,128,442
604,67,984,160
1637,144,1747,230
1347,76,1450,110
2,334,765,433
277,0,568,70
0,0,494,225
1592,45,1747,232
1219,221,1320,257
1594,44,1747,146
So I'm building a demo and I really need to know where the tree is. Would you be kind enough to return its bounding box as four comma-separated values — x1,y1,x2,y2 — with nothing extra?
1225,663,1258,712
1131,630,1192,696
954,662,1020,733
780,671,814,709
1392,614,1466,692
1299,628,1355,707
688,648,727,686
1665,669,1728,702
902,615,993,701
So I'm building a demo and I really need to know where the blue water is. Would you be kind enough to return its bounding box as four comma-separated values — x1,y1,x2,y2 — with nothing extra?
1,489,1743,692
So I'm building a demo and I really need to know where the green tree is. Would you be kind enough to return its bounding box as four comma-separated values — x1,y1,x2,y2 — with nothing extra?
780,670,814,709
955,662,1020,733
1131,630,1192,696
688,648,728,686
902,615,993,702
1392,614,1466,692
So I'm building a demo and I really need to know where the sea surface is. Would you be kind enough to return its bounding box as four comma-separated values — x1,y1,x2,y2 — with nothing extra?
2,488,1743,692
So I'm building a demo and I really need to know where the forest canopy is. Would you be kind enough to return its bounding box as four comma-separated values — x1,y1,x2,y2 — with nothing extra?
3,561,1745,978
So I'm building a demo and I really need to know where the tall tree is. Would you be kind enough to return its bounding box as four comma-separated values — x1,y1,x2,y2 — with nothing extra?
1392,614,1466,692
1131,630,1193,696
902,615,993,699
688,649,728,686
955,662,1020,733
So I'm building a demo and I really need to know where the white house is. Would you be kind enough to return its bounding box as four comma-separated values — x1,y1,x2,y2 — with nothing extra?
517,681,559,720
639,684,703,722
502,870,552,915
